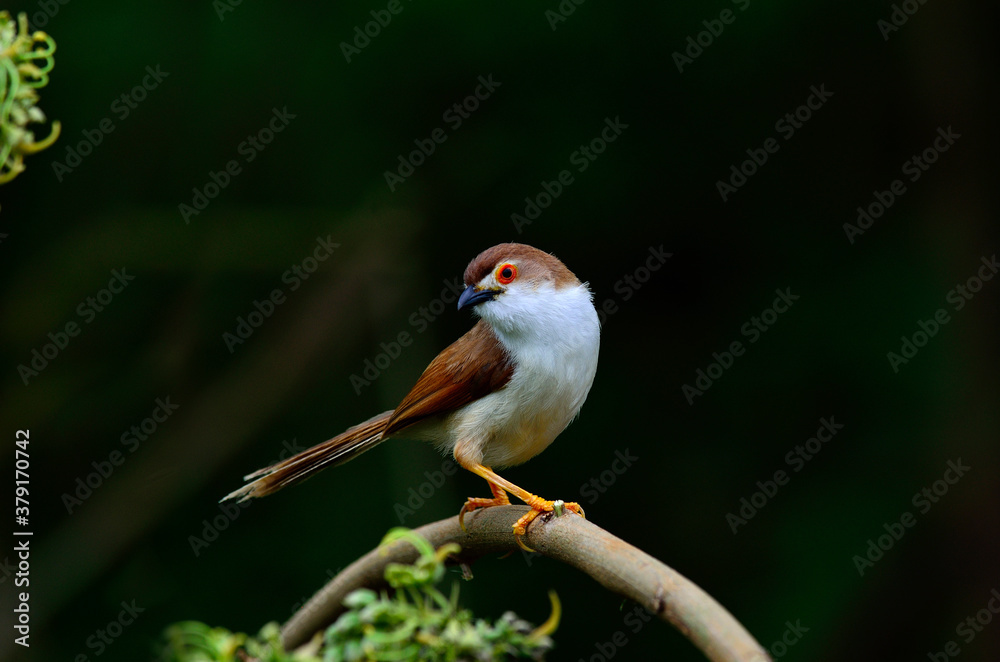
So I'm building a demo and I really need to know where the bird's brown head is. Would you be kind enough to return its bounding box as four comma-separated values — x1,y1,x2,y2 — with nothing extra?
457,243,580,311
457,244,595,339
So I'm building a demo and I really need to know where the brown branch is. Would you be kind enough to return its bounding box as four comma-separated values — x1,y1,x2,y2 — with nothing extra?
281,505,771,662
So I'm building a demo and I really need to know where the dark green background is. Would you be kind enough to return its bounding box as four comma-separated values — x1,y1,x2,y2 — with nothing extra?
1,0,998,660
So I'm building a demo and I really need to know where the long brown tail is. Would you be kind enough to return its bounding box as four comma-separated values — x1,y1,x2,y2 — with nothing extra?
221,410,393,502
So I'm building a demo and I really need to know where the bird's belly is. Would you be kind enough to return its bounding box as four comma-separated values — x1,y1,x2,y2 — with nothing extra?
487,407,565,467
449,363,592,469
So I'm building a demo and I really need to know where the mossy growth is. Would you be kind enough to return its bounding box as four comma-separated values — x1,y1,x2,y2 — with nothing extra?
161,528,558,661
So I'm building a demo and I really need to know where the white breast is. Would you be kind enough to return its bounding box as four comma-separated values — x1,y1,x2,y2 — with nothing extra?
449,282,600,468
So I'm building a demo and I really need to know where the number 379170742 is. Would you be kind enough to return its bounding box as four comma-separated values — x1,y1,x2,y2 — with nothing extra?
15,430,29,522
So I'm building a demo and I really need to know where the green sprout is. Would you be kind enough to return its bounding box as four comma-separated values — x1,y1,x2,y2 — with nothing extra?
160,529,560,662
0,11,60,184
324,528,559,661
161,621,321,662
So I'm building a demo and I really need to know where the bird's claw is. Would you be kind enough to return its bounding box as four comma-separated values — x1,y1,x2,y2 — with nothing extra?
512,497,585,548
515,533,537,553
458,494,510,532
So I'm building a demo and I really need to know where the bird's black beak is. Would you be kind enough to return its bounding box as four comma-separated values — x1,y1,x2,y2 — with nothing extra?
458,285,499,311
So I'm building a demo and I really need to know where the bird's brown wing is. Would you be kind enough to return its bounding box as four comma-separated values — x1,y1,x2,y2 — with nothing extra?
221,320,511,502
385,319,514,436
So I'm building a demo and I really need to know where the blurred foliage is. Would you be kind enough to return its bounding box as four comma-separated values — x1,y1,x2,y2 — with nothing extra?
161,622,316,662
0,11,60,184
160,529,556,662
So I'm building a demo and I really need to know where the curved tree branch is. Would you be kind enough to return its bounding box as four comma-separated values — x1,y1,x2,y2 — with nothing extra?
282,505,771,662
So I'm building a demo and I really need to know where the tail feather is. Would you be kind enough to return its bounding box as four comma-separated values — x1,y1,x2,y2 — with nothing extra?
222,410,393,502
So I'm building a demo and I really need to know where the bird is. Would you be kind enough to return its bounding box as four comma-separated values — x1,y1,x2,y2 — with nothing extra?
223,243,601,547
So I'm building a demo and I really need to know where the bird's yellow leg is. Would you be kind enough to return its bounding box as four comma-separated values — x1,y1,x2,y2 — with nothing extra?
458,462,585,549
458,468,510,532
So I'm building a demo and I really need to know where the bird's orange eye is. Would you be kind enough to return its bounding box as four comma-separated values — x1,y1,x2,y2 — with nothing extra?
496,263,517,285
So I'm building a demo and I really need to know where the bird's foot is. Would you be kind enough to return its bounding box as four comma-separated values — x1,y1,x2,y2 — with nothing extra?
458,490,510,532
513,496,586,552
